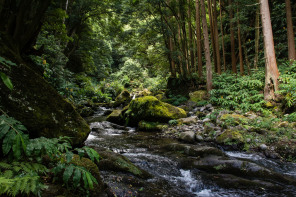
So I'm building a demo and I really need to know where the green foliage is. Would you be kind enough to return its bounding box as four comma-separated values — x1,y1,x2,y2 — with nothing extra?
52,163,98,190
0,56,16,90
168,119,178,125
278,61,296,108
0,161,47,196
166,94,188,106
0,114,101,195
210,70,266,112
283,112,296,123
0,115,28,159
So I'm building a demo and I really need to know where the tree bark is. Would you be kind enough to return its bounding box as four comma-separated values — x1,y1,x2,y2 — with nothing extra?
260,0,280,100
285,0,296,62
219,0,226,71
200,0,212,92
237,8,244,75
208,0,217,73
228,0,237,73
213,0,221,74
195,0,203,78
188,0,195,72
254,0,260,69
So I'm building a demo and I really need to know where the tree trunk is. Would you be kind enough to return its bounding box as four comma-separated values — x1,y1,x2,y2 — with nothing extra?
219,0,226,71
188,0,195,72
200,0,212,92
169,37,177,77
242,37,251,75
237,8,244,75
213,0,221,74
285,0,296,62
229,0,237,73
254,0,260,69
208,0,217,73
260,0,280,100
195,0,203,78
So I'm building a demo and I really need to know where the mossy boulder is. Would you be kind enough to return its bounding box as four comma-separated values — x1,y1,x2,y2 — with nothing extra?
0,59,90,146
97,150,151,179
106,109,124,125
124,96,186,126
216,129,244,145
219,114,248,126
138,121,166,131
113,89,131,107
189,90,207,103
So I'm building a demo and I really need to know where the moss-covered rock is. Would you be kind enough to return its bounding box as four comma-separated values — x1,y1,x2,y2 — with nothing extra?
113,89,131,107
124,96,186,126
97,150,151,179
106,109,124,125
189,90,207,103
138,121,166,131
219,114,248,126
216,129,244,145
0,58,90,146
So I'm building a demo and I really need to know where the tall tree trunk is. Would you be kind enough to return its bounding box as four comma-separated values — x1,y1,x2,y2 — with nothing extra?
200,0,212,92
208,0,217,73
285,0,296,62
237,8,244,75
229,0,237,73
254,0,260,69
213,0,221,74
195,0,203,78
219,0,226,71
188,0,195,72
169,37,177,77
260,0,280,100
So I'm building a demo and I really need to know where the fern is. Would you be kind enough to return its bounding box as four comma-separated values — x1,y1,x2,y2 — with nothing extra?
0,56,16,90
0,161,48,196
52,163,98,190
0,115,28,159
75,146,101,163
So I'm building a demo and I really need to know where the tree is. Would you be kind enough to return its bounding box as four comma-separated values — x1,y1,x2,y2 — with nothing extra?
228,0,237,73
195,0,203,78
200,0,212,92
254,0,260,69
285,0,296,62
260,0,279,100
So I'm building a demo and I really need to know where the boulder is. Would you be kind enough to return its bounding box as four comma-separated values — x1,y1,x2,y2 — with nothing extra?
0,61,90,146
216,129,244,145
179,131,196,143
124,96,186,126
177,116,198,125
97,150,151,179
106,110,124,125
113,89,131,107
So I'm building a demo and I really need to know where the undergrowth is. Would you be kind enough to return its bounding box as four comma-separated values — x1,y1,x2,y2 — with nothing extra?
0,113,101,196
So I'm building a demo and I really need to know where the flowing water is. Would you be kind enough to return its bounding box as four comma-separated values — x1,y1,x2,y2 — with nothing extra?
85,107,296,197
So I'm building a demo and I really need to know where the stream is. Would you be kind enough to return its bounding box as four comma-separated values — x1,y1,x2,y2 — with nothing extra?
85,107,296,197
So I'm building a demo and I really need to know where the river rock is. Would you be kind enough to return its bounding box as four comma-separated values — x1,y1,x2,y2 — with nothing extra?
0,60,90,146
179,131,196,143
259,144,268,150
216,129,244,146
177,116,198,125
96,150,151,179
113,89,131,107
124,96,186,126
106,109,124,125
277,121,289,128
138,121,166,131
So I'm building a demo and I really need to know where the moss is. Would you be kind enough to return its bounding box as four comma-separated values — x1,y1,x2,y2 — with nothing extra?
220,114,248,126
138,121,166,131
106,109,124,124
0,56,90,146
98,150,151,179
124,96,186,125
113,89,131,107
189,90,207,103
216,129,244,145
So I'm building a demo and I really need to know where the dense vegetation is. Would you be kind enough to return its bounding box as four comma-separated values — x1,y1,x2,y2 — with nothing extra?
1,0,296,196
